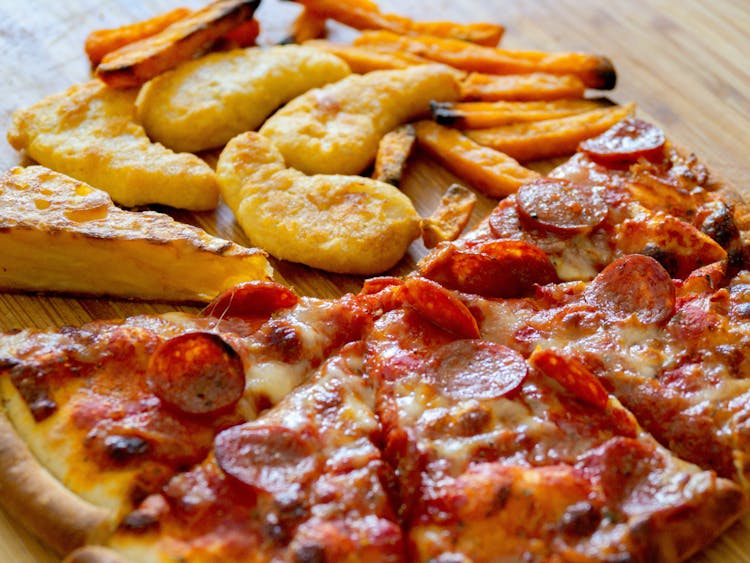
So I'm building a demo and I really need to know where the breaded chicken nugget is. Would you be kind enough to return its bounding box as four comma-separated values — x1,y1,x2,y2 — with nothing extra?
7,81,218,210
259,64,460,175
217,132,421,274
135,45,351,153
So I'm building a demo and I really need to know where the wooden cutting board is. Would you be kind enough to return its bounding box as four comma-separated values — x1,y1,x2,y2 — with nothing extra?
0,0,748,560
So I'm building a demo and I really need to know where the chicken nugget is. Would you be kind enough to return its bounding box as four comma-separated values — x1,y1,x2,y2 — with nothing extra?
217,132,421,275
259,64,460,175
135,45,351,153
7,81,218,210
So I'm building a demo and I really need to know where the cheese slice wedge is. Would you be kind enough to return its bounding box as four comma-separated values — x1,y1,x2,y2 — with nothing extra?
0,166,272,302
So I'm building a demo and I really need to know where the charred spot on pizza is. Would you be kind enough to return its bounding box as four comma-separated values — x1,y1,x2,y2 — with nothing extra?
104,434,151,463
638,243,681,277
120,509,160,533
129,462,175,506
120,494,168,533
557,501,601,536
7,363,58,421
265,497,309,544
486,481,512,516
423,402,492,439
699,203,740,248
261,320,303,363
292,543,326,563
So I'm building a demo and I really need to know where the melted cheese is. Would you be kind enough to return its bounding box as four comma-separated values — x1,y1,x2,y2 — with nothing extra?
1,377,139,516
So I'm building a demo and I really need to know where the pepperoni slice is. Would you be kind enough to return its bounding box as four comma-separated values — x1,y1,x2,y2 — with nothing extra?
361,276,403,295
516,178,608,234
428,340,527,400
488,197,523,239
419,240,558,298
214,424,318,496
529,348,609,411
579,118,665,163
679,261,726,296
584,254,675,324
146,332,245,415
404,277,479,338
202,281,298,319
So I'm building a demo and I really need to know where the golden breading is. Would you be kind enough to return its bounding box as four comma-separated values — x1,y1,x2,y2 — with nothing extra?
259,64,460,175
217,132,421,275
135,45,351,153
0,166,271,302
7,80,218,210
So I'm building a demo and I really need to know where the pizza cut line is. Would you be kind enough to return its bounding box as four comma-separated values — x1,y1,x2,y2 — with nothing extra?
1,118,750,562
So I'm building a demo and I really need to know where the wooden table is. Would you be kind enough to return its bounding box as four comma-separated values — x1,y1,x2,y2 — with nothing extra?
0,0,748,560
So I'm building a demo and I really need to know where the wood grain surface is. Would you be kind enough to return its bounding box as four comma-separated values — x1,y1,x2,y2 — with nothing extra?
0,0,748,560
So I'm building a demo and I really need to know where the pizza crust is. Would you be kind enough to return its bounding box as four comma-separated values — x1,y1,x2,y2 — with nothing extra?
0,411,114,555
640,471,747,561
63,546,133,563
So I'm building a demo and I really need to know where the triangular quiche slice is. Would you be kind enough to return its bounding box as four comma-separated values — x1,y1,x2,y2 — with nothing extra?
0,166,271,302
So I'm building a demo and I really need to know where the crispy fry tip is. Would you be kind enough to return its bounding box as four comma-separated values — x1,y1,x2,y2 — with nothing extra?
594,56,617,90
430,101,458,125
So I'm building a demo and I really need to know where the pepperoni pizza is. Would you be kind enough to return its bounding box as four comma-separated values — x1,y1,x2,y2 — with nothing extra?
2,118,750,562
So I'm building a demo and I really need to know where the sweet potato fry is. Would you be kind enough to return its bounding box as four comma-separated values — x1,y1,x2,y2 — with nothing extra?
96,0,260,89
464,103,635,162
373,124,416,186
414,120,539,197
291,0,504,46
223,17,261,48
460,72,586,101
354,31,616,89
84,7,192,67
421,184,478,248
431,98,606,129
283,7,327,44
304,40,432,73
408,21,504,47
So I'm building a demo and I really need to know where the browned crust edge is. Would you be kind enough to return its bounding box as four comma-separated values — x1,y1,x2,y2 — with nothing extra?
671,141,750,270
636,474,748,562
63,545,133,563
0,410,115,555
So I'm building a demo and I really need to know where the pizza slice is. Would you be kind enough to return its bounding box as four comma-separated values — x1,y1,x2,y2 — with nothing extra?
0,281,370,555
363,277,746,561
71,340,404,562
419,118,747,288
0,166,271,302
459,254,750,488
409,116,750,488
